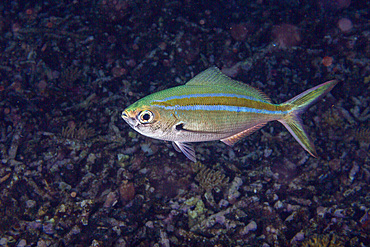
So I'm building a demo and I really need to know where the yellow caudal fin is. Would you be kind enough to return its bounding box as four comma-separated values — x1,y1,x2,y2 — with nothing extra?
278,80,338,157
279,113,318,157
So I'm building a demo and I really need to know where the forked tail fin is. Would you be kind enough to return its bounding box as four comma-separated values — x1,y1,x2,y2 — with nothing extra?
278,80,338,157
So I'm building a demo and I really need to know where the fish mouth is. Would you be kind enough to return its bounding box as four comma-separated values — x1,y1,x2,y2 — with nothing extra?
122,111,138,127
126,118,138,127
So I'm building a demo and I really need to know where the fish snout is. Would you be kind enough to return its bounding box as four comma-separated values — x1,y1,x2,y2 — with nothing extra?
121,110,129,119
122,111,138,127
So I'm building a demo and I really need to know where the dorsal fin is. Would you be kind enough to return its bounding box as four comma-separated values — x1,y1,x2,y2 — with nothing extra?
186,67,271,103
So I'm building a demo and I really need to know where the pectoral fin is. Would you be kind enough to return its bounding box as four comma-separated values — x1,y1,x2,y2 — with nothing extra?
173,141,196,162
221,123,267,146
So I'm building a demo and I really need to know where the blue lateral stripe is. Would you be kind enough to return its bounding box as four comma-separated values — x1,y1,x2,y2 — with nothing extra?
153,104,288,115
153,93,267,103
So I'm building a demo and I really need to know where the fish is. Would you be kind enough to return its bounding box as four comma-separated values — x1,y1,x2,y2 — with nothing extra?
122,67,337,162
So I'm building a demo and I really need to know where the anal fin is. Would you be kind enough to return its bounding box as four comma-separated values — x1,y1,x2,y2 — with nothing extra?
221,123,267,146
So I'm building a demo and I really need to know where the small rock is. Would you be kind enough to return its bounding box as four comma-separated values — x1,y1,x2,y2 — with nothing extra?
17,239,27,247
104,192,118,208
119,181,135,203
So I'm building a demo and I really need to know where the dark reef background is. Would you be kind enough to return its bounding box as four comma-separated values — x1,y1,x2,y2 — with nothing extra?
0,0,369,246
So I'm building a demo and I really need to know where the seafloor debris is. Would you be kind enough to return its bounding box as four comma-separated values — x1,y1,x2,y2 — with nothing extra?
60,66,82,85
302,234,344,247
0,0,369,246
61,122,95,140
194,163,229,193
353,126,370,143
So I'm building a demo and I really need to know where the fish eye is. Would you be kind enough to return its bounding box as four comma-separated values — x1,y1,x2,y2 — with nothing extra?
138,110,154,123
